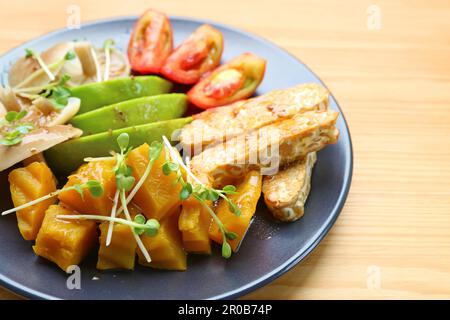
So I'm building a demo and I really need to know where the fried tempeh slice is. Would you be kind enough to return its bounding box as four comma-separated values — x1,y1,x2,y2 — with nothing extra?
262,152,317,222
180,83,329,154
190,110,339,187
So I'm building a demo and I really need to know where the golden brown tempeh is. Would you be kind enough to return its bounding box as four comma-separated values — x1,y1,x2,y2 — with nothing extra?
190,110,339,187
262,152,317,222
180,83,329,155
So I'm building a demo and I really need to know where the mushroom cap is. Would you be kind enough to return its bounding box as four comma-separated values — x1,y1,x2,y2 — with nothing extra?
0,125,82,171
9,42,75,88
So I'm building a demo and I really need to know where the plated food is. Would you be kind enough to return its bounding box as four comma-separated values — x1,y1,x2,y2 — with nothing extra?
0,9,341,276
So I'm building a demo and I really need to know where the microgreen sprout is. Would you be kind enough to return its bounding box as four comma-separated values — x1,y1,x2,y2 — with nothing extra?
14,74,73,110
105,190,120,246
14,74,71,95
0,110,35,146
114,140,163,217
161,135,240,258
64,51,76,61
16,47,76,90
56,214,160,237
1,180,103,216
46,85,72,109
103,133,160,263
25,48,55,81
132,214,160,237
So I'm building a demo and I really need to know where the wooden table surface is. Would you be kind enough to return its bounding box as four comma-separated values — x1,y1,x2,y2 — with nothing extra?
1,0,449,300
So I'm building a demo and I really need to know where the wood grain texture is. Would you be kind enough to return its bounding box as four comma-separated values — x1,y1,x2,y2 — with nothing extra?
1,0,449,300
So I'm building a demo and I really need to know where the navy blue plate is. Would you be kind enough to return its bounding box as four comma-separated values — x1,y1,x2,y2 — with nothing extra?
0,16,352,300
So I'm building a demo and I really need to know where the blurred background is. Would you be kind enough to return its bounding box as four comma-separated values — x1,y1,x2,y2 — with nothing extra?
0,0,449,299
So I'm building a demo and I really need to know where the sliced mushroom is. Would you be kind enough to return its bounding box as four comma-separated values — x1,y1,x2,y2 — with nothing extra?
60,55,85,86
10,42,75,89
41,42,75,66
96,47,130,81
29,97,80,127
32,96,55,115
0,100,6,117
74,41,101,81
7,56,40,88
0,86,23,112
46,97,80,126
0,125,82,171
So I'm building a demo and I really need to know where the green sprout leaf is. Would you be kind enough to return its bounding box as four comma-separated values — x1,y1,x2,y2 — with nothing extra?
228,201,241,217
116,162,132,176
64,51,76,60
5,112,17,122
0,111,33,146
221,242,232,259
222,185,237,193
103,39,115,50
0,136,22,146
25,48,33,58
85,180,104,198
133,214,147,235
198,190,210,201
144,219,160,237
15,124,34,134
16,110,27,121
207,189,220,201
149,141,163,161
180,183,193,200
116,174,135,192
59,74,71,85
134,227,145,235
117,133,129,152
225,231,238,240
134,214,146,225
47,85,71,109
162,161,179,176
5,110,27,123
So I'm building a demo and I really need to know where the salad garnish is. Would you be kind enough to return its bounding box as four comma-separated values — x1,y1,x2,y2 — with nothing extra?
0,110,34,146
1,180,103,216
161,135,239,258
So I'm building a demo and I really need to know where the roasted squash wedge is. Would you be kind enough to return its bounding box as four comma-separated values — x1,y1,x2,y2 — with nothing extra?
8,162,57,240
97,222,137,270
138,207,187,270
127,143,184,220
58,159,116,216
33,204,97,271
179,198,212,254
209,170,262,251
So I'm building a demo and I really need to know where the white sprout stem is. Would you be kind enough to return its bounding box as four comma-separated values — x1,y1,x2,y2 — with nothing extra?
14,58,64,89
1,188,64,216
193,194,227,239
33,52,56,82
56,214,147,229
162,137,232,248
91,47,102,83
105,189,120,246
115,146,160,216
120,190,152,263
103,46,111,81
84,156,115,162
162,135,204,187
14,82,54,94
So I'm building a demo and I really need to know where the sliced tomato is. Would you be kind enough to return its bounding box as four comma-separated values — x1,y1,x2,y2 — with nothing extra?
128,9,173,74
161,24,224,84
187,53,266,109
